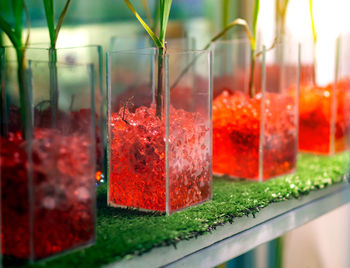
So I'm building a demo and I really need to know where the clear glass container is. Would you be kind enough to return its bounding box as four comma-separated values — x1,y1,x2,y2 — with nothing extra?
212,38,300,181
0,56,96,262
1,45,105,184
107,48,212,214
299,34,350,154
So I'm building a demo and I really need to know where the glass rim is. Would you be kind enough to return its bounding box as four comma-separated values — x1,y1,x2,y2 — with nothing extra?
3,58,93,68
108,47,208,56
213,35,300,45
2,44,102,50
110,35,193,42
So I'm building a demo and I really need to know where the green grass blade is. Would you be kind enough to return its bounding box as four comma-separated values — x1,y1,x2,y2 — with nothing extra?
23,1,30,48
43,0,55,47
282,0,289,18
159,0,172,45
309,0,317,44
124,0,162,48
275,0,289,35
13,0,24,43
54,0,71,46
153,0,160,33
0,15,21,48
252,0,260,43
159,0,165,42
222,0,229,30
141,0,153,30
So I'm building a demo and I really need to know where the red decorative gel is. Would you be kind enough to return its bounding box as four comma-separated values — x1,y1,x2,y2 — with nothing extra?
35,107,104,183
1,129,94,260
299,78,350,154
213,90,297,180
109,106,211,212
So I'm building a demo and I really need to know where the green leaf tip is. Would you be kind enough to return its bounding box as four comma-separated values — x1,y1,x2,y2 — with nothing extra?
308,0,317,44
124,0,163,48
43,0,71,49
159,0,172,45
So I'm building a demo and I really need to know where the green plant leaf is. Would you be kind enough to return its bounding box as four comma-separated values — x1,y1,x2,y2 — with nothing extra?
124,0,162,48
159,0,172,45
0,15,21,48
141,0,153,30
276,0,289,19
54,0,71,46
43,0,55,47
153,0,160,33
252,0,260,42
203,18,255,50
12,0,24,41
152,1,160,33
222,0,229,30
23,0,30,48
309,0,317,44
43,0,71,48
254,37,279,58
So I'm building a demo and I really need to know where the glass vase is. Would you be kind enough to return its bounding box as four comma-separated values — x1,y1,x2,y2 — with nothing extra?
299,34,350,154
0,57,96,263
107,48,212,214
212,38,300,181
1,45,105,184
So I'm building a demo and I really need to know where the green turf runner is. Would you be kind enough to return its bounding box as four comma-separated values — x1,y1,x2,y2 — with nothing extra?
26,153,349,268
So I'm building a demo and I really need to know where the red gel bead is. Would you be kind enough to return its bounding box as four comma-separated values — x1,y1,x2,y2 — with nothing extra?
299,78,350,154
213,90,297,180
1,129,94,260
108,106,211,212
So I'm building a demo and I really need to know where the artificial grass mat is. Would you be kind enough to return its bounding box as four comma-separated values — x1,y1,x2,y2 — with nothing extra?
24,153,350,268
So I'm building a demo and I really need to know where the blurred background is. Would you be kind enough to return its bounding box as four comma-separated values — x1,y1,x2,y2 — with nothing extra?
1,0,350,267
2,0,350,84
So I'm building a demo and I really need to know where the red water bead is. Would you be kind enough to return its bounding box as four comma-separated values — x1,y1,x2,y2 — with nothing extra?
109,105,211,213
70,109,103,169
299,78,350,153
213,90,297,180
1,128,94,260
35,107,104,180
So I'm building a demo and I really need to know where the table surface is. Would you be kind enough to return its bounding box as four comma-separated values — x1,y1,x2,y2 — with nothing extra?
23,153,349,268
110,182,350,268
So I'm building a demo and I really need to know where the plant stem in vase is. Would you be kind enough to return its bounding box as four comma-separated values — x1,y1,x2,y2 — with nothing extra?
156,46,165,118
108,0,212,213
43,0,72,125
0,0,31,137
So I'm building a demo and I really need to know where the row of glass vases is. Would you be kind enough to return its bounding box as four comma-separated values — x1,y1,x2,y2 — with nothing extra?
1,33,349,263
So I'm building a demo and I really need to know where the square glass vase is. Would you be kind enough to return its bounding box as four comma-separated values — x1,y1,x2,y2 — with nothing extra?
107,48,212,214
298,34,350,154
0,54,96,262
2,45,106,184
212,38,300,181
